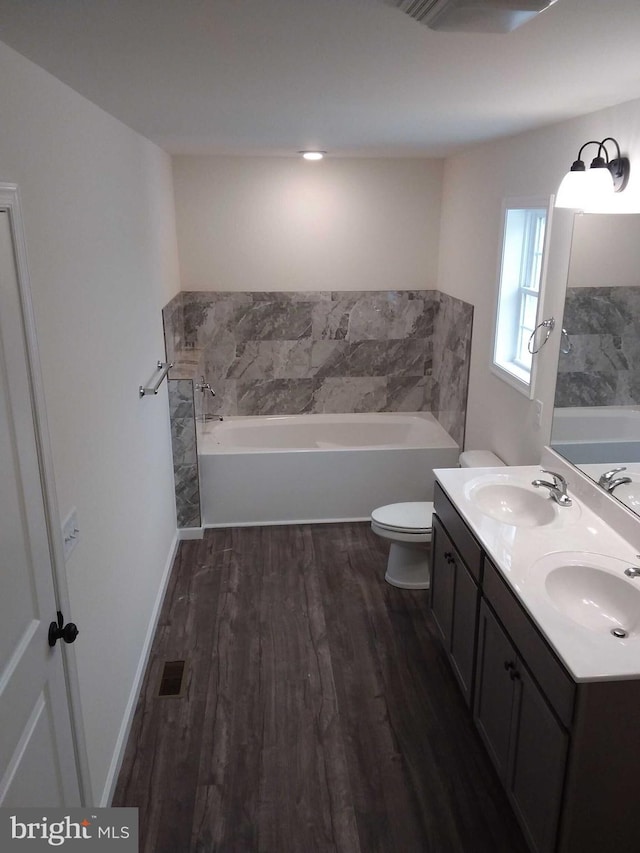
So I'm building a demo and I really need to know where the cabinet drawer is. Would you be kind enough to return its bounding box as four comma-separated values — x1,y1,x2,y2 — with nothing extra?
434,482,483,582
483,557,575,728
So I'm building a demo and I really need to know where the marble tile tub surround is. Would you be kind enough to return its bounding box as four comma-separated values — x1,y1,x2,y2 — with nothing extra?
163,290,473,448
168,379,201,529
555,285,640,408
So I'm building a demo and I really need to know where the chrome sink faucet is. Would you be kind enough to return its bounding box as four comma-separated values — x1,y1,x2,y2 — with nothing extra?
531,469,572,506
598,466,632,493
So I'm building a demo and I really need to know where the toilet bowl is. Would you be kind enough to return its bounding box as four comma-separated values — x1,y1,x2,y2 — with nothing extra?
371,501,434,589
371,450,504,589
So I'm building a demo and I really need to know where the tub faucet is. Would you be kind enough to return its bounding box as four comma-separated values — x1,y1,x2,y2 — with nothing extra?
598,467,632,493
531,469,572,506
195,376,219,424
195,376,216,397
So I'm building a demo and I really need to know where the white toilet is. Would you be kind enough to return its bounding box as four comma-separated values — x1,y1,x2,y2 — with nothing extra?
371,450,504,589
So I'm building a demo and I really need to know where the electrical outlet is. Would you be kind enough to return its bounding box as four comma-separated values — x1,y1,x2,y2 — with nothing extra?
534,399,544,429
62,508,80,561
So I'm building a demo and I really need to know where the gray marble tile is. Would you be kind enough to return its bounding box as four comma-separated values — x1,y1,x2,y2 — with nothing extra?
432,350,469,444
312,295,434,342
182,300,215,348
315,339,427,378
168,379,195,419
181,291,242,303
615,371,640,406
554,371,618,407
311,302,351,340
233,302,313,341
620,333,640,370
434,293,474,360
163,288,471,428
313,377,387,413
174,463,201,529
435,410,464,449
251,291,331,302
563,288,630,335
201,327,237,377
610,287,640,334
330,290,436,305
346,296,434,341
236,379,316,415
170,417,198,465
228,340,346,380
385,377,432,412
557,334,629,374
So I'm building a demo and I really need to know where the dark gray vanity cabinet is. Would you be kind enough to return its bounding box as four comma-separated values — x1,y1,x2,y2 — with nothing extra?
475,599,568,853
432,479,640,853
431,508,480,706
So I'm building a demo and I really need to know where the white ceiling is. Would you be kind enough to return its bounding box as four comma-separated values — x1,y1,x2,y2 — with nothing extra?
1,0,640,157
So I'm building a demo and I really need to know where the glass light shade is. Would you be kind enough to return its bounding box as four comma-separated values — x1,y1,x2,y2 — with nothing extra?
581,166,616,213
555,170,589,209
555,165,615,211
301,151,324,161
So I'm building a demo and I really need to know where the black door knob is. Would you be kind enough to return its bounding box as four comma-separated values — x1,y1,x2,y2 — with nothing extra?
48,611,79,647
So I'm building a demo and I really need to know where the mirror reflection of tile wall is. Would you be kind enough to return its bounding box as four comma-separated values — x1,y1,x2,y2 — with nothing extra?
554,285,640,408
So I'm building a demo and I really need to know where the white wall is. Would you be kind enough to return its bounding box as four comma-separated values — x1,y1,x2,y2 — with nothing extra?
438,97,640,464
568,213,640,288
0,41,181,803
173,155,443,291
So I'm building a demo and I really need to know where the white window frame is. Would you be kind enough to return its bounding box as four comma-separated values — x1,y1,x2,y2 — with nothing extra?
491,196,553,399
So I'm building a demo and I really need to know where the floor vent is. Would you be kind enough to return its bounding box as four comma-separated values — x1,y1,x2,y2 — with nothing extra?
158,660,186,697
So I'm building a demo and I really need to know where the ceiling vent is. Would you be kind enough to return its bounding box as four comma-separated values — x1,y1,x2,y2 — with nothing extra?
384,0,558,33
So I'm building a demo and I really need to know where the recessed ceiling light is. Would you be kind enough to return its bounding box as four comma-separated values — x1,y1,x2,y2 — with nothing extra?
300,151,325,161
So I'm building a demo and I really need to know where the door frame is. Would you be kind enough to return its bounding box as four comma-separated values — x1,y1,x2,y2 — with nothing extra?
0,183,92,805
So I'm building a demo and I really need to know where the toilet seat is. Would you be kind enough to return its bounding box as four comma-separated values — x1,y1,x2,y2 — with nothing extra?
370,501,433,589
370,501,433,534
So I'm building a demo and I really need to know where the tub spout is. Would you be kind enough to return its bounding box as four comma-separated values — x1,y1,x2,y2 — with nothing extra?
195,376,217,424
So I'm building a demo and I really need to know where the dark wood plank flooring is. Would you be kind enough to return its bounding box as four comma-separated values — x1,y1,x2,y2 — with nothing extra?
113,523,528,853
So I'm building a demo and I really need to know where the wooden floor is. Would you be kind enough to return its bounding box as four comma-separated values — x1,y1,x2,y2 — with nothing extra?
113,523,528,853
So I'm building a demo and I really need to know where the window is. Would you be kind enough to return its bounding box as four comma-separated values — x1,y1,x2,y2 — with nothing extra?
492,199,550,397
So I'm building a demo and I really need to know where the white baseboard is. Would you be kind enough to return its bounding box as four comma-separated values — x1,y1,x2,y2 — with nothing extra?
179,526,204,540
99,530,179,806
203,516,369,528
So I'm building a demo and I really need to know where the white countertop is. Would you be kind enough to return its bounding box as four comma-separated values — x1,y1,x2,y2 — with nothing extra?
434,465,640,682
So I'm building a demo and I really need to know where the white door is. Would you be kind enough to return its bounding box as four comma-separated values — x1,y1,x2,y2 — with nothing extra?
0,208,81,806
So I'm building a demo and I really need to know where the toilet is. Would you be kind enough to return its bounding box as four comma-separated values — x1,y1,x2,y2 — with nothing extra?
371,450,504,589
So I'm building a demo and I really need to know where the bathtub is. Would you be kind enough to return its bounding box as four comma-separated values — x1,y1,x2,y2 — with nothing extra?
552,406,640,464
197,412,460,526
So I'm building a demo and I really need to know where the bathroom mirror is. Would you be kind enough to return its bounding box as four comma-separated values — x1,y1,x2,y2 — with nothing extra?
550,212,640,514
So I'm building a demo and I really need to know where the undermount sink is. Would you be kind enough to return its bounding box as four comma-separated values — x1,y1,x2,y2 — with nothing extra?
528,553,640,637
463,474,578,528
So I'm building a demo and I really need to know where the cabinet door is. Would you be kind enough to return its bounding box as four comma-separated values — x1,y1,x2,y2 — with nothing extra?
474,600,516,782
430,516,455,647
450,557,479,705
508,664,568,853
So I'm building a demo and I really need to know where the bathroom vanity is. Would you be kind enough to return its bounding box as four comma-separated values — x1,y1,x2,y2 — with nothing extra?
431,464,640,853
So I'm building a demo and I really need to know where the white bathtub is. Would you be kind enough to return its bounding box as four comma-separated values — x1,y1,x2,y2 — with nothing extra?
552,406,640,464
197,412,460,526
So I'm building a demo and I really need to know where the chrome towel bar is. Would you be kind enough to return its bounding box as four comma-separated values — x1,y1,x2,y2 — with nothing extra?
139,361,173,398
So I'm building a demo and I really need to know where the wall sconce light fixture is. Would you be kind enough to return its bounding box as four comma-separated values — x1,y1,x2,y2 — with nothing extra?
555,137,630,211
299,151,326,161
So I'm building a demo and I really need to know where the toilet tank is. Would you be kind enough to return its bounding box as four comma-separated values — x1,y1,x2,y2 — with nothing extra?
459,450,505,468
